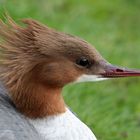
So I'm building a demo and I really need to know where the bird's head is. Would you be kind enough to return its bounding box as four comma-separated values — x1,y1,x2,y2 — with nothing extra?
0,18,140,118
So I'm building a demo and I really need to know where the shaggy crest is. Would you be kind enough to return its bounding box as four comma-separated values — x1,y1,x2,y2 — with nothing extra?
0,18,45,92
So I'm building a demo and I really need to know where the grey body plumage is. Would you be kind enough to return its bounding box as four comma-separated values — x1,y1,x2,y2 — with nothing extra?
0,82,43,140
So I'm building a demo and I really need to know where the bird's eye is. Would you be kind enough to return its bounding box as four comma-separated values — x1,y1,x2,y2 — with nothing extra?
76,57,91,68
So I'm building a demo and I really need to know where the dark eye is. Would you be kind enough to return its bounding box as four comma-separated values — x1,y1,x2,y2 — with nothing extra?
76,57,91,68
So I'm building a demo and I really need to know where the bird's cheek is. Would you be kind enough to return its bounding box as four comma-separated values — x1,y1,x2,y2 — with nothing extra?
39,66,78,87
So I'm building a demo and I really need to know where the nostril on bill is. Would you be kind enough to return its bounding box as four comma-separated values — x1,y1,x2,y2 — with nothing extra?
116,69,124,72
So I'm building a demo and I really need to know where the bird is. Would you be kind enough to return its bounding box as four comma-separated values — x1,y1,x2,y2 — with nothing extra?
0,17,140,140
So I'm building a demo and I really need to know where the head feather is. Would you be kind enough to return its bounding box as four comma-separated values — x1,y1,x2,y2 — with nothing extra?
0,17,47,91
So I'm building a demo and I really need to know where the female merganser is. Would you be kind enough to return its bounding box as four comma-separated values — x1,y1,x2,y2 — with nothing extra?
0,17,140,140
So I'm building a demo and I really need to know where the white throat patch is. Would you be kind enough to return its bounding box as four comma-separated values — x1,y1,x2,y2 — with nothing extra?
75,74,108,83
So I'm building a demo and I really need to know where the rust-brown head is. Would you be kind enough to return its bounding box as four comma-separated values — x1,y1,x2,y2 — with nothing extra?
0,18,140,118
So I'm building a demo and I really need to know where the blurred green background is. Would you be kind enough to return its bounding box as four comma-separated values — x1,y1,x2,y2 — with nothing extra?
0,0,140,139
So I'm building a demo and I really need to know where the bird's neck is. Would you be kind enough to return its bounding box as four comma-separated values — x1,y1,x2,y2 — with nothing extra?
10,84,66,118
0,66,66,118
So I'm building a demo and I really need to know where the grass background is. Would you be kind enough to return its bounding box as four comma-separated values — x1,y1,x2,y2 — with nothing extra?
0,0,140,139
